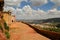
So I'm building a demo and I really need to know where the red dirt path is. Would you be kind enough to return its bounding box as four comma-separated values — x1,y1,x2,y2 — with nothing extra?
9,22,50,40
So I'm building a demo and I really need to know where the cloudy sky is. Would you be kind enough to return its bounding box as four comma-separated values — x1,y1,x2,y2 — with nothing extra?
4,0,60,20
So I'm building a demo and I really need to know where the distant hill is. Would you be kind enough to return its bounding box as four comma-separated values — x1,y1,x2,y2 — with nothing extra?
17,18,60,24
41,18,60,23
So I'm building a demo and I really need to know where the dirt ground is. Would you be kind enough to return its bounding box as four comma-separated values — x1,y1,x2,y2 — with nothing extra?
9,22,50,40
0,30,6,40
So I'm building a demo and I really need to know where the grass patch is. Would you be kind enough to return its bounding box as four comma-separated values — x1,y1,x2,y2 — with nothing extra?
42,27,60,33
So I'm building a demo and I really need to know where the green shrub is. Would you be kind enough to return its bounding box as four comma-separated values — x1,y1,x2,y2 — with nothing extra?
5,31,10,39
0,22,10,39
42,27,60,32
4,22,9,31
0,24,3,31
4,22,10,39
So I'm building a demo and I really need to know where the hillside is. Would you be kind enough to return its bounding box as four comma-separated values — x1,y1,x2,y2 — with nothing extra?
19,18,60,24
1,12,50,40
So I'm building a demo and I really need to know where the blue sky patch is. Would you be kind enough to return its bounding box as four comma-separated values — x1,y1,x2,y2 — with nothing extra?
20,0,55,11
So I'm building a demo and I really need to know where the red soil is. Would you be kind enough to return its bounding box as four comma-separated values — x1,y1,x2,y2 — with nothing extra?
0,30,6,40
9,22,50,40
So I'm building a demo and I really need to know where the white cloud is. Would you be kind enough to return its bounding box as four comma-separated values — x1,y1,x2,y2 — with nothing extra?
14,5,60,20
4,0,48,12
4,0,27,7
3,6,15,12
4,0,20,6
4,0,48,7
4,5,60,20
51,0,60,7
47,8,60,18
48,8,60,14
31,0,48,6
11,5,47,20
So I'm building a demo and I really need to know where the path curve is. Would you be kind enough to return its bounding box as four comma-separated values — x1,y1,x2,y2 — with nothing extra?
9,22,50,40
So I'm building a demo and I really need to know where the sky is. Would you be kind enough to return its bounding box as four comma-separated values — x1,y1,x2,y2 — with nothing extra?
4,0,60,20
20,0,55,11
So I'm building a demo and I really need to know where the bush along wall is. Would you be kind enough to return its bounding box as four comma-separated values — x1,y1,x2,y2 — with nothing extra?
4,22,10,39
0,22,10,39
